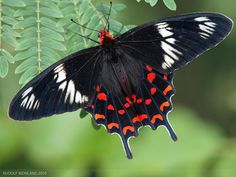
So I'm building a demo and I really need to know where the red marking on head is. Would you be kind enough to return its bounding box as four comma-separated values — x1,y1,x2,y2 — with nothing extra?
95,114,105,120
160,101,170,111
96,85,100,92
147,72,156,83
118,109,125,115
163,85,173,95
146,65,153,72
97,92,107,101
132,114,148,123
123,126,135,135
164,74,168,81
99,29,114,45
145,99,152,105
107,104,115,111
124,103,130,108
151,114,163,124
150,88,157,95
108,123,119,129
137,98,143,104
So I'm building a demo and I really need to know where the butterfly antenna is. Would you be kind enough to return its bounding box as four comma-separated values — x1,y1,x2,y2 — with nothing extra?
107,1,112,32
67,28,99,44
71,19,100,33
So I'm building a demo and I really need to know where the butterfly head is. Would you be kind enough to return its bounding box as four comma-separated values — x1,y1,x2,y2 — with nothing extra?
99,29,114,45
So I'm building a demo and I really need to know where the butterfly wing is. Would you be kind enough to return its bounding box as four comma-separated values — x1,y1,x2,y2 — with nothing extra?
9,47,102,120
116,13,233,73
85,49,176,159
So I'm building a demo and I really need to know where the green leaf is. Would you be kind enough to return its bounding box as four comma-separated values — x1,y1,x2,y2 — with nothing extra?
2,0,26,7
41,37,66,51
41,47,61,61
16,38,36,51
15,57,37,74
41,27,65,41
13,17,36,29
15,47,37,61
1,49,15,63
40,7,64,18
19,66,38,85
0,56,9,78
163,0,177,10
41,17,64,33
2,33,18,47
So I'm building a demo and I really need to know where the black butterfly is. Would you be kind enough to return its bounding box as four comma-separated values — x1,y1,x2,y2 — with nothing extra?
9,10,233,159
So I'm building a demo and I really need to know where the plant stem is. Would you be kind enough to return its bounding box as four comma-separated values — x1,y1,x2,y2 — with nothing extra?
36,0,41,73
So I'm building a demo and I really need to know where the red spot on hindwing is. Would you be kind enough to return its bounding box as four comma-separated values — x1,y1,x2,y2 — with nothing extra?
145,99,152,105
150,87,157,95
137,98,143,104
132,114,148,123
146,65,153,72
97,92,107,101
124,103,130,108
118,109,125,115
147,72,156,83
107,104,114,111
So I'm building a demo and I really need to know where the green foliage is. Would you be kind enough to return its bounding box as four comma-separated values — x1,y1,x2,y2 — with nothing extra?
0,0,176,84
137,0,177,10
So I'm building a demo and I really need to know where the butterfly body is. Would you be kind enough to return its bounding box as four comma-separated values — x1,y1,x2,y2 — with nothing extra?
9,13,233,159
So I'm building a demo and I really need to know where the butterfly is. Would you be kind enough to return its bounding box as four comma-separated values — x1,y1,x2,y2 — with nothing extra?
9,9,233,159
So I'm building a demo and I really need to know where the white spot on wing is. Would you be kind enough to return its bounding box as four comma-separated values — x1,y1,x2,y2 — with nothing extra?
166,38,176,45
75,91,82,103
164,55,175,67
54,64,64,73
156,22,173,37
199,24,215,34
65,80,75,104
59,81,67,91
26,94,35,110
22,87,33,98
21,96,28,107
161,41,182,60
56,69,66,83
204,22,216,28
194,17,209,22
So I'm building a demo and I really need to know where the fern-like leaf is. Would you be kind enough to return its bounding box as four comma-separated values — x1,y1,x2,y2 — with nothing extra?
137,0,177,10
0,0,24,78
14,0,66,85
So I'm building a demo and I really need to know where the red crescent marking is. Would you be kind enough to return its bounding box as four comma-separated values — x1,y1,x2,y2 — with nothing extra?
95,114,105,120
108,123,119,129
151,114,163,124
163,85,173,95
160,101,170,111
123,126,135,135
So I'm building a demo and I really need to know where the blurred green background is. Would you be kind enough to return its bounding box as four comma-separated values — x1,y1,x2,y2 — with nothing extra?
0,0,236,177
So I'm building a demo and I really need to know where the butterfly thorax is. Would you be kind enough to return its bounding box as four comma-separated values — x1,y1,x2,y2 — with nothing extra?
99,29,115,48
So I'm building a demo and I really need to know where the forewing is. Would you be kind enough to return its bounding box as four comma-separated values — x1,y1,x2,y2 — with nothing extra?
117,13,233,73
9,47,102,120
